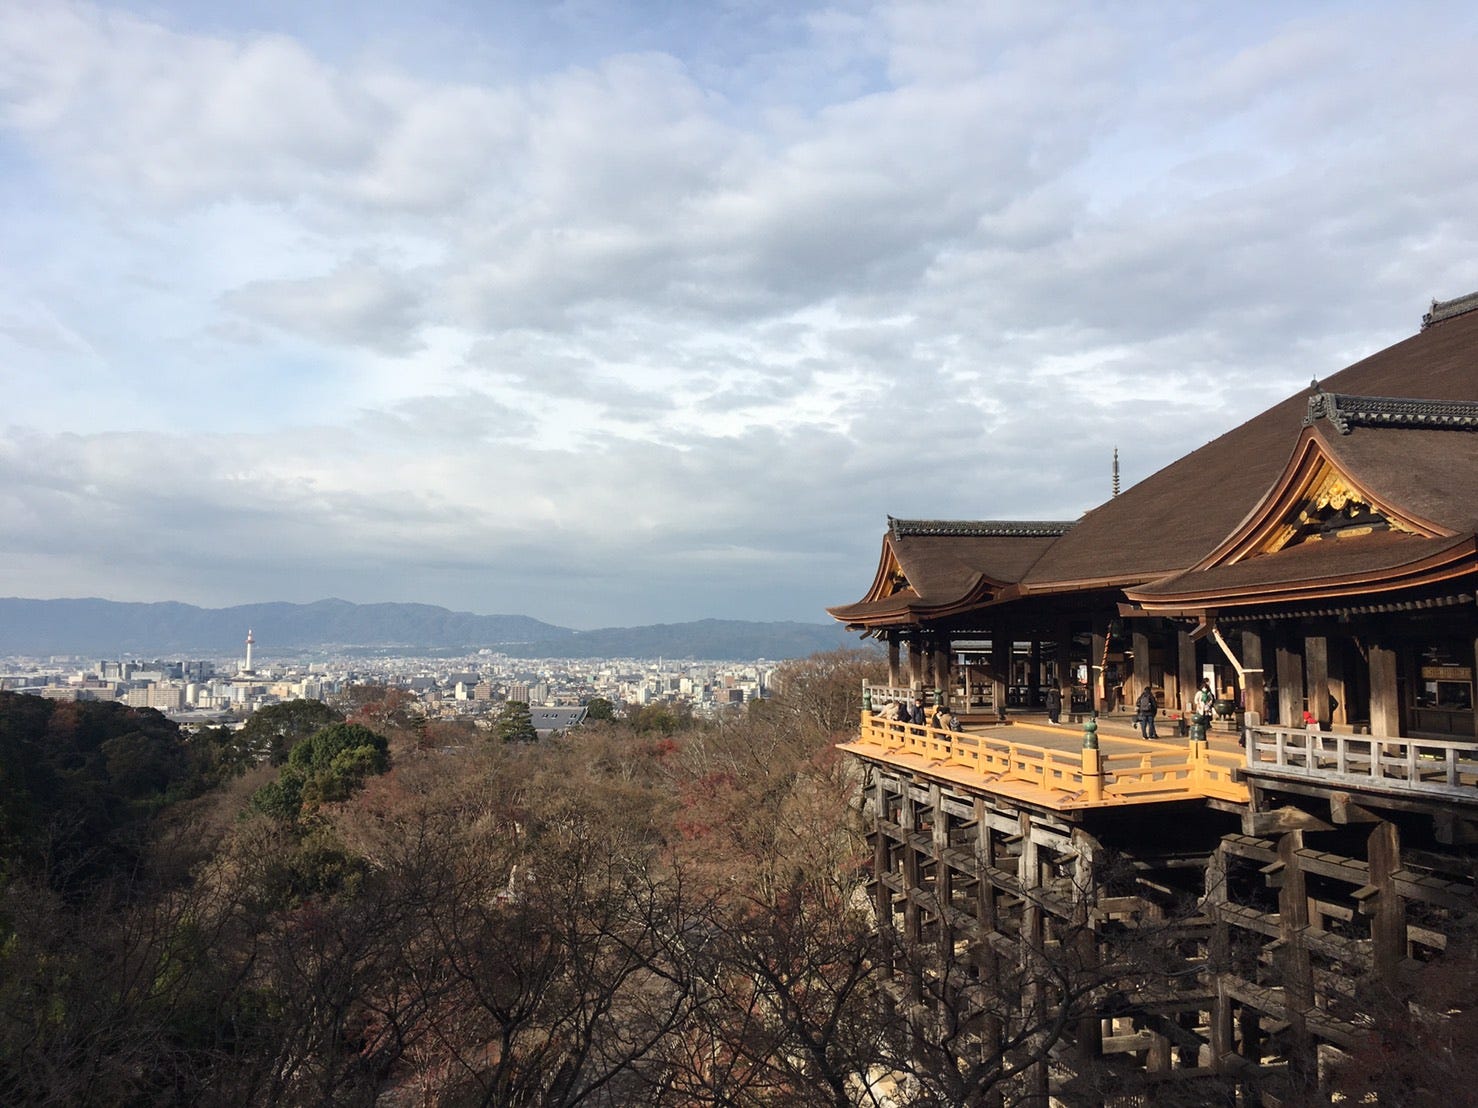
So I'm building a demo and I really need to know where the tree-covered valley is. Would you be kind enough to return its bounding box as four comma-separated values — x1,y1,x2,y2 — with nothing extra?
1,653,916,1105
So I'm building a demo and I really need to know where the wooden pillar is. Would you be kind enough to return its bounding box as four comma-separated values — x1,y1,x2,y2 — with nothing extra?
1238,1005,1264,1108
1328,639,1349,726
1130,629,1151,708
1091,625,1108,712
900,787,922,1006
931,639,950,706
973,798,1004,1108
1178,629,1198,717
1071,829,1103,1075
873,774,895,976
1305,635,1330,727
1277,639,1305,729
908,636,925,691
992,631,1010,718
1055,619,1074,719
1204,848,1235,1069
1029,639,1042,707
1017,814,1048,1103
1241,631,1266,720
1471,634,1478,740
1369,645,1400,737
887,635,901,687
1367,821,1406,981
1276,831,1315,1091
931,783,951,917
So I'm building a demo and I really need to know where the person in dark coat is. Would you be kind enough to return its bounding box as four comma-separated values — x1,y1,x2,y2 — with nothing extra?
1136,686,1159,739
910,701,925,726
1045,685,1062,724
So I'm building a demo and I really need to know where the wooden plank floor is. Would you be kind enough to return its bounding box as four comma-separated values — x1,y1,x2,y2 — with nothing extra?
985,711,1246,758
843,710,1250,811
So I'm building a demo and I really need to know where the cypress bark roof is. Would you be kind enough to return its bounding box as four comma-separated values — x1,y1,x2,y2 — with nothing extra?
832,296,1478,627
1021,302,1478,591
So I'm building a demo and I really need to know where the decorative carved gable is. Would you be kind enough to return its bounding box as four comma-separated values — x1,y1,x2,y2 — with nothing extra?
878,548,911,598
1248,459,1414,557
1204,431,1447,569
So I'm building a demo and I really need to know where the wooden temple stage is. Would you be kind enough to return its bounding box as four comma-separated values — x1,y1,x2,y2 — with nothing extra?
829,297,1478,1105
842,700,1478,1105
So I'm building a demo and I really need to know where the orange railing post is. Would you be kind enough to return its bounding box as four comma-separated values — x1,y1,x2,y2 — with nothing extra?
1081,714,1103,802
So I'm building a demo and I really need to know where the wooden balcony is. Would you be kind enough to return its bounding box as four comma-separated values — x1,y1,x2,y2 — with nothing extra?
1245,723,1478,804
840,711,1249,811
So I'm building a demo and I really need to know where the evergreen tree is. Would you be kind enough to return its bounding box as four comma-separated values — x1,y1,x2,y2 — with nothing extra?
584,696,616,721
493,700,537,743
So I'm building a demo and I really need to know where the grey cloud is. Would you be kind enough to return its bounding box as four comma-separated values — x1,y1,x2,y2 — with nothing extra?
353,392,526,445
221,258,428,354
5,3,1478,627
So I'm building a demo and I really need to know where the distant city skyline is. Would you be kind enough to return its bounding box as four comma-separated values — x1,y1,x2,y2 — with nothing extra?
4,2,1478,626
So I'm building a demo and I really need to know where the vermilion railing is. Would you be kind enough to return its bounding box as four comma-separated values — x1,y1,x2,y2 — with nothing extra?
852,712,1247,806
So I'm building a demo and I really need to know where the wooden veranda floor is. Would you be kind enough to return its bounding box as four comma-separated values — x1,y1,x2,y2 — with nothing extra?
839,710,1250,811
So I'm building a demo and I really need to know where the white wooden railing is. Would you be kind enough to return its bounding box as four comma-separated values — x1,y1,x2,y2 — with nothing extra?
1245,722,1478,799
866,684,921,706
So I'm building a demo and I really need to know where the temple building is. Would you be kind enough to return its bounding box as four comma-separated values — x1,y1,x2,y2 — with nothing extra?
830,293,1478,1104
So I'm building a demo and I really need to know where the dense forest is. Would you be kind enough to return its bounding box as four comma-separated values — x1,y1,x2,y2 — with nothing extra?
0,653,1438,1106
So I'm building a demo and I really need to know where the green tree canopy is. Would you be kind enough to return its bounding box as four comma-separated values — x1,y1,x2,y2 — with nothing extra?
584,696,616,722
493,700,537,743
250,722,390,822
239,699,344,766
0,692,206,887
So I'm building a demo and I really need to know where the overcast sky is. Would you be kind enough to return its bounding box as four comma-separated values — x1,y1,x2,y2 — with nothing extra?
2,1,1476,629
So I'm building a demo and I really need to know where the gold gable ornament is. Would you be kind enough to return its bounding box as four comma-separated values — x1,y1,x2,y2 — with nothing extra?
1251,461,1415,558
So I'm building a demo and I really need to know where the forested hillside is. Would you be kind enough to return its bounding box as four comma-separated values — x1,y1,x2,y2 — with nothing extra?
0,654,1426,1105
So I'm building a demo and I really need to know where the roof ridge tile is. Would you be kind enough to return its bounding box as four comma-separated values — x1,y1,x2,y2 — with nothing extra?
888,517,1076,538
1303,388,1478,435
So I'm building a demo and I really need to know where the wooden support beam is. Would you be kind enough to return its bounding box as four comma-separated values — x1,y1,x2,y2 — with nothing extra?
1275,831,1316,1089
1017,812,1049,1104
1367,821,1405,983
1243,806,1334,836
1305,635,1330,728
1434,811,1478,845
932,783,952,919
1368,645,1400,737
1329,791,1381,825
908,636,926,691
1277,640,1305,732
1131,629,1151,708
1242,631,1266,721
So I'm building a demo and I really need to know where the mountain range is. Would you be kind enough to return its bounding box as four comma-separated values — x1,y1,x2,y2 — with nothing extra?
0,598,863,661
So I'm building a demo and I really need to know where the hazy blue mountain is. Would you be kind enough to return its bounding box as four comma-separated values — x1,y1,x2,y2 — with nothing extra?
500,619,861,660
0,598,571,655
0,598,859,660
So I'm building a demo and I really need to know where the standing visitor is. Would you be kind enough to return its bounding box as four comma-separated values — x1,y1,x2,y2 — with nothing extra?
1045,685,1062,725
1136,685,1159,739
1193,679,1215,725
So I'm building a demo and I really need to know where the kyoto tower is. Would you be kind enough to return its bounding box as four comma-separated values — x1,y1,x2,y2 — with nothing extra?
244,628,255,675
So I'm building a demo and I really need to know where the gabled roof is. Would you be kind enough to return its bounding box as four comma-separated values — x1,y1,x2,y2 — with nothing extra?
832,294,1478,628
1128,390,1478,609
1129,531,1476,609
1021,300,1478,590
827,520,1067,628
